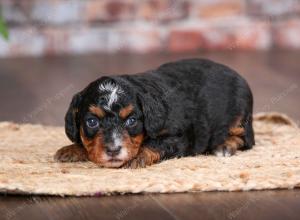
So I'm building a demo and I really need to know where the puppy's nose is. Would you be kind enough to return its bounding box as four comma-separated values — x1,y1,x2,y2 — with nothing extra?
105,146,121,157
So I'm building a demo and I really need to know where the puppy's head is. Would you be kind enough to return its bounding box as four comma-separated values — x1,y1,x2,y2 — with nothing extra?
65,77,166,168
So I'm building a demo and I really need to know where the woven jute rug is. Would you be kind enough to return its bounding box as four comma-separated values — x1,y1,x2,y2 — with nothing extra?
0,112,299,196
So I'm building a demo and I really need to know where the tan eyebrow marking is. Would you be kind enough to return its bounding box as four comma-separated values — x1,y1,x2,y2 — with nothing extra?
89,105,105,118
119,104,134,119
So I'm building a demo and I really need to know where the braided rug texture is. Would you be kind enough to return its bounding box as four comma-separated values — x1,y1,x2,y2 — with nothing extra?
0,112,299,196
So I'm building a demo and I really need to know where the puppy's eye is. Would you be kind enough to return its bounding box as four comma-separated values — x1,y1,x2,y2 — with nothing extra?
86,118,99,129
125,117,137,127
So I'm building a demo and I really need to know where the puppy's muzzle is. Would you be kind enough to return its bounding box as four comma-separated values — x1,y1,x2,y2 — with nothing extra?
105,145,121,157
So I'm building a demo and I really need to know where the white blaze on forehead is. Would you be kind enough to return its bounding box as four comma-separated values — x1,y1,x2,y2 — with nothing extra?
99,82,124,110
107,87,118,108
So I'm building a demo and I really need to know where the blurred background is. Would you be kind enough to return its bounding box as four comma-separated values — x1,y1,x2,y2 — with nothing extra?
0,0,299,126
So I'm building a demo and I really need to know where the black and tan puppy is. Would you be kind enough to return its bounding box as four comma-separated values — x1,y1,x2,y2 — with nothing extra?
54,59,255,168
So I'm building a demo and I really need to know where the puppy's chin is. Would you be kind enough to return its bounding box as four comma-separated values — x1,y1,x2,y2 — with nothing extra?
101,159,125,168
89,155,127,168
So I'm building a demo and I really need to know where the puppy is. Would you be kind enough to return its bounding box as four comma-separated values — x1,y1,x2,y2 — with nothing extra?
54,59,255,168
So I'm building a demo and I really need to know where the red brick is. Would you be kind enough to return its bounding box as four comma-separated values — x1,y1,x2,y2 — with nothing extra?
84,0,135,22
273,18,300,49
193,0,245,19
136,0,189,22
168,29,204,52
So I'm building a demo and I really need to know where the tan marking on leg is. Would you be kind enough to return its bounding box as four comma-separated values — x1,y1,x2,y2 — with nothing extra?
119,104,134,119
229,127,245,136
228,136,244,147
89,105,105,118
229,116,245,135
54,144,88,162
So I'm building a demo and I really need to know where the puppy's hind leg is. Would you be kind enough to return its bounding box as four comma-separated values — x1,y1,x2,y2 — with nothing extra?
214,116,245,157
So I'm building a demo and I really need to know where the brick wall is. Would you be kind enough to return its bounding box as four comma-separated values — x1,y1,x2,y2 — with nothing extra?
0,0,300,57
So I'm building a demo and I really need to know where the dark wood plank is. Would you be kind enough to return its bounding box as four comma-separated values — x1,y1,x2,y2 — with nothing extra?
0,51,299,125
0,190,300,220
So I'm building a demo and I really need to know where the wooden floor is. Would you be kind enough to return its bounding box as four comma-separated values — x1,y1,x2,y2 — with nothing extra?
0,50,300,220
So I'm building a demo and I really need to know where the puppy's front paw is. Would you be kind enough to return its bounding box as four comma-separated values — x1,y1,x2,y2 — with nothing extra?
122,147,161,169
123,156,147,169
54,144,88,162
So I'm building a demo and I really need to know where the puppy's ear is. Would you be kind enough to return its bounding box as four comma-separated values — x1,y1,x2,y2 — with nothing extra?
138,93,167,139
65,93,82,144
